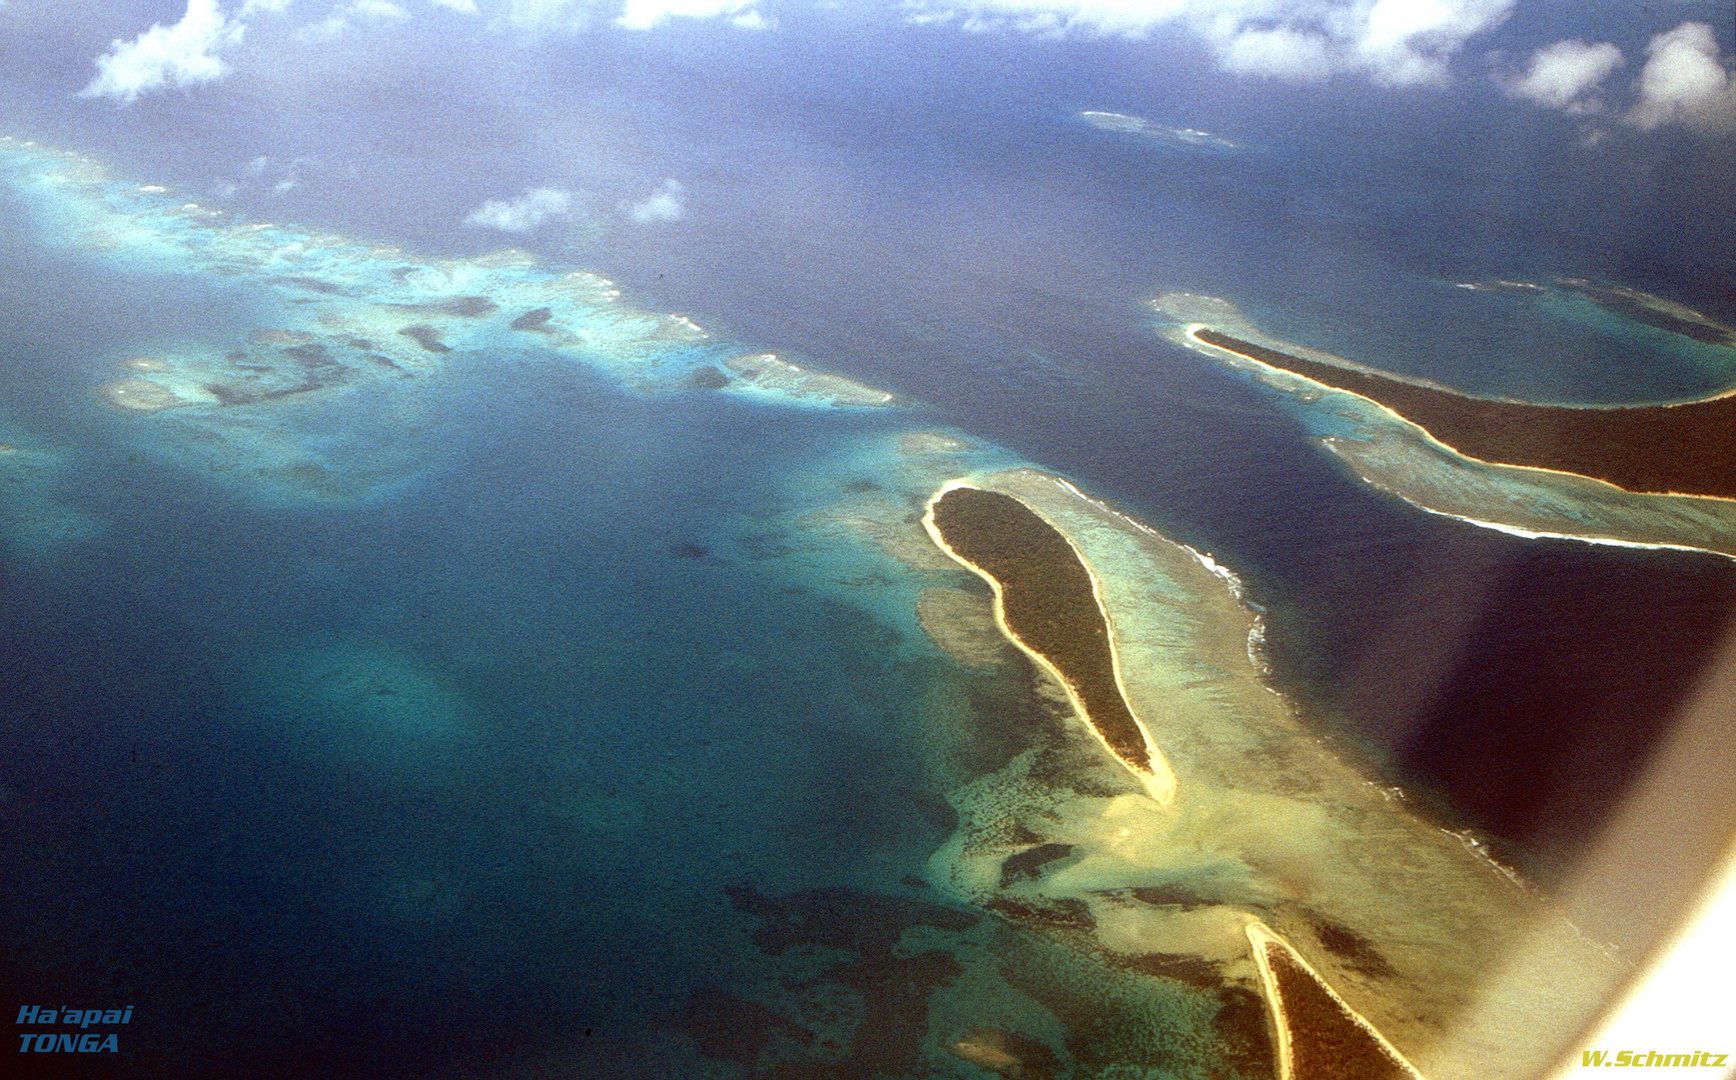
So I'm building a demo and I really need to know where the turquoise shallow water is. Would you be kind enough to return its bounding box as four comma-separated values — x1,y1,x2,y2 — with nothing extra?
2,138,1231,1077
1,110,1732,1078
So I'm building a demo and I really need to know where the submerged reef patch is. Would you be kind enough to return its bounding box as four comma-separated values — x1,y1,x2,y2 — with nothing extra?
0,135,900,507
948,1025,1061,1080
0,429,102,562
906,468,1624,1080
237,642,479,787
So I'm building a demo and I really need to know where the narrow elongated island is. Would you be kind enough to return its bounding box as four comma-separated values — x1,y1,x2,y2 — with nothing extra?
912,468,1623,1080
1154,292,1736,559
923,480,1174,802
1192,328,1736,500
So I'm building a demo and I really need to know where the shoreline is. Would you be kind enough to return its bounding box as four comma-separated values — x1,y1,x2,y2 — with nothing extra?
1183,324,1736,500
913,467,1627,1080
1325,440,1736,563
1247,921,1425,1080
1153,300,1736,560
921,478,1178,805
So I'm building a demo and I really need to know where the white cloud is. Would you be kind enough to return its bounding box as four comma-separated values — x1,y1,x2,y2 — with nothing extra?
78,0,243,105
1217,27,1332,82
464,187,578,232
224,155,314,196
297,0,411,41
352,0,412,16
426,0,479,10
1627,21,1736,134
1351,0,1513,85
901,0,1515,86
1504,38,1624,112
616,0,766,30
626,178,683,223
239,0,293,13
500,0,592,30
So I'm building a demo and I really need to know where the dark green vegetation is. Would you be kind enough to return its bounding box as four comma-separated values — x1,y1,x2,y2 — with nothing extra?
1197,329,1736,499
1262,943,1408,1080
929,486,1151,771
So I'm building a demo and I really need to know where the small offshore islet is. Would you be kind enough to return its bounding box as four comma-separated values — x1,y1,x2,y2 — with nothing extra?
1081,110,1244,151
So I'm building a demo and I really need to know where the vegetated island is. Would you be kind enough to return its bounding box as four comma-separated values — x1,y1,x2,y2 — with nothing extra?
1189,327,1736,500
923,481,1174,802
1247,923,1422,1080
906,467,1622,1080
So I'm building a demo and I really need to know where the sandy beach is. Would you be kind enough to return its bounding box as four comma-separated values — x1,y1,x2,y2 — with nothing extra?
922,478,1177,804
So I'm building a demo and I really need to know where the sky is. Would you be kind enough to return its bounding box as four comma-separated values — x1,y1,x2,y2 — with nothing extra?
16,0,1731,128
0,0,1731,318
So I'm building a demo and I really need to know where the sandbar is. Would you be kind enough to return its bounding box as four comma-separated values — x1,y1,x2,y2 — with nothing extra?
723,353,897,408
923,481,1174,802
1190,326,1736,500
104,377,187,412
1080,110,1241,150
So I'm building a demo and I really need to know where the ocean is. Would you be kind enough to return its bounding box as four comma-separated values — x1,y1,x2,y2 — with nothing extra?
2,14,1734,1078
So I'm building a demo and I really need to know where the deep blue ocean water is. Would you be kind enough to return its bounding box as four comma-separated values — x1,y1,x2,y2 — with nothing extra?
2,8,1734,1077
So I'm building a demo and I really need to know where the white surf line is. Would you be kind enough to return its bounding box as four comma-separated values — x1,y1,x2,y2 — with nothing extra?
1327,450,1736,564
1182,323,1736,502
922,478,1178,806
1038,471,1278,684
1179,323,1736,560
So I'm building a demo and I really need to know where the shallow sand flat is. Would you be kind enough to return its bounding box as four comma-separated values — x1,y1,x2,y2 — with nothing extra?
1081,110,1242,150
916,586,1012,670
922,467,1625,1080
1,137,784,504
1154,292,1736,560
1322,429,1736,560
924,481,1175,802
723,352,899,408
1554,278,1736,349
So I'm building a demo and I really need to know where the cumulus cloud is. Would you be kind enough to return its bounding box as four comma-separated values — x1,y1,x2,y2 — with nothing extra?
902,0,1515,86
499,0,594,30
1503,38,1624,112
1628,21,1736,134
616,0,767,30
299,0,411,39
1217,27,1332,82
626,178,684,223
215,154,315,198
464,187,579,232
78,0,243,105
